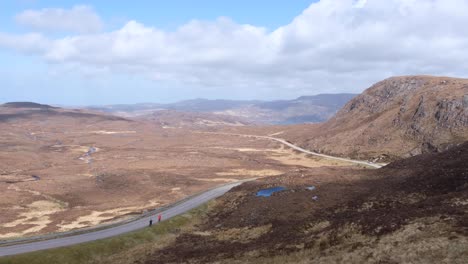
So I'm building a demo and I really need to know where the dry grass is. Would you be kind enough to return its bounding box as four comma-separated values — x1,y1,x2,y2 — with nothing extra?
0,202,213,264
0,200,65,239
213,224,272,243
268,148,351,168
0,121,289,237
216,169,283,177
218,219,468,264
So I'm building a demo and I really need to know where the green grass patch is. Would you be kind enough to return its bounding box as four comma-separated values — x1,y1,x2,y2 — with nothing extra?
0,203,211,264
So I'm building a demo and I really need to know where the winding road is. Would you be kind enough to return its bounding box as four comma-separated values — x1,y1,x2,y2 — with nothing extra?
0,181,244,257
200,132,385,168
0,133,383,257
265,136,384,168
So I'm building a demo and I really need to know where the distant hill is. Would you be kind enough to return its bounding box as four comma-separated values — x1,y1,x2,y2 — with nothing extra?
141,110,249,128
0,102,246,129
165,99,261,112
89,94,357,125
283,76,468,161
0,102,129,123
2,102,57,109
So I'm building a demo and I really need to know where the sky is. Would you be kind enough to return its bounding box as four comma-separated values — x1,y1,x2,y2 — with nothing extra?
1,0,468,105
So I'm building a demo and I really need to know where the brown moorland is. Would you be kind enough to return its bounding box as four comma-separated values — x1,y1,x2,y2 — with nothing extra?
0,103,350,239
1,75,467,263
144,141,468,264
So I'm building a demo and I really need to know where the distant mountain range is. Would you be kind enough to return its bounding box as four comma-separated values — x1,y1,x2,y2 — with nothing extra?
88,94,357,125
3,76,467,161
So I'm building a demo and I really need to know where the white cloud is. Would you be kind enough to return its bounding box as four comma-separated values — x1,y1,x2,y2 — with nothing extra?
2,0,468,98
15,5,103,33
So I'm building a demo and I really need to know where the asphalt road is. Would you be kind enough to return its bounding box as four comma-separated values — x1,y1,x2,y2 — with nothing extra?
199,132,384,168
264,136,384,168
0,181,243,257
0,133,383,257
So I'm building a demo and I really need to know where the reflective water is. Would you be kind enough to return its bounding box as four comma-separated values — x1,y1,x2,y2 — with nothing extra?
256,186,286,197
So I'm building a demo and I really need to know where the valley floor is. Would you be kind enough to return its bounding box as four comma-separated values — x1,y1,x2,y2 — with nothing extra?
0,120,353,240
1,101,466,263
4,143,466,264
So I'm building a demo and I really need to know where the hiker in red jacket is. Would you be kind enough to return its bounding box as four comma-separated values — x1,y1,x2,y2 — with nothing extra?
158,214,162,223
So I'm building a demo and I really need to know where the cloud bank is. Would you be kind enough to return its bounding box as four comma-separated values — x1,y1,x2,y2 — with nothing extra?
2,0,468,97
15,5,103,33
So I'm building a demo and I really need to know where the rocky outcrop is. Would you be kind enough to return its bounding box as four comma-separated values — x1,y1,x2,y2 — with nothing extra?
284,76,468,161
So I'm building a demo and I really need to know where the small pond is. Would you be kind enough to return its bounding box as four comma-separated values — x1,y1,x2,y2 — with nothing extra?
85,147,97,156
256,186,286,197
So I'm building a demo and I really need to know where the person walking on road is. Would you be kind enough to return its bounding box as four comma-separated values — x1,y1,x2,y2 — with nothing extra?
158,214,162,223
149,219,153,227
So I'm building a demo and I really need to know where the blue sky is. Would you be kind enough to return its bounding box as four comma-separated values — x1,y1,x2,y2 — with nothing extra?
0,0,315,105
1,1,315,32
1,0,467,105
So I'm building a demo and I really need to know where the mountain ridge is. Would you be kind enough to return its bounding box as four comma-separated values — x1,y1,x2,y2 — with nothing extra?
283,75,468,161
88,93,357,125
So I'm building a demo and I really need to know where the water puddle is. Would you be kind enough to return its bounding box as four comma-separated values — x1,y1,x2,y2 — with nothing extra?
79,146,97,164
256,186,286,197
85,147,97,156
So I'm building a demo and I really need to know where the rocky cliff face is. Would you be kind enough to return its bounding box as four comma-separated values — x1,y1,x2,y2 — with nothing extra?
284,76,468,161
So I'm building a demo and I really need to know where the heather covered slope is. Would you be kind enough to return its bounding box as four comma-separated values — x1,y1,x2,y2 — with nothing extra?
143,141,468,264
283,76,468,161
